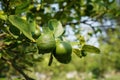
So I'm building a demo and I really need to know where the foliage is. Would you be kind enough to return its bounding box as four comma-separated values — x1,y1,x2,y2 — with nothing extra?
99,26,120,71
0,0,119,79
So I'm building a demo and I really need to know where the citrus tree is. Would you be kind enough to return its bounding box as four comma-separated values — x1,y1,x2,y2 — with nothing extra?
0,0,118,79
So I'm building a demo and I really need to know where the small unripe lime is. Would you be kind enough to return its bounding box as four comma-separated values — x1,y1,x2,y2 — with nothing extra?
36,33,56,54
53,41,72,64
56,55,71,64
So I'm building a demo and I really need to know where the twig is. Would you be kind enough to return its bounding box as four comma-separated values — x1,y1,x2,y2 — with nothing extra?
1,57,35,80
11,61,35,80
48,53,53,66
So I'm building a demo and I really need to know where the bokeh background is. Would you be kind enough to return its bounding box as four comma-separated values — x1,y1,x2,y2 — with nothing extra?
0,0,120,80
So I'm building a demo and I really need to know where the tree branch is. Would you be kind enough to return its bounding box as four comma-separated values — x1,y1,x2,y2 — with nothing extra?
1,57,35,80
11,61,35,80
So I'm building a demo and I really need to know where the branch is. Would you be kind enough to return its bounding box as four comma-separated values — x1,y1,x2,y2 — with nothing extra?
1,57,35,80
63,19,91,26
11,61,35,80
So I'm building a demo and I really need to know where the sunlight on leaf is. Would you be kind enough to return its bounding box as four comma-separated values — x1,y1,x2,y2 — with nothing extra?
8,15,35,42
48,19,64,38
0,15,7,20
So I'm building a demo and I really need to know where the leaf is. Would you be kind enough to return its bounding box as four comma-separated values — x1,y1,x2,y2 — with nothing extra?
48,19,64,38
15,0,31,14
0,53,2,58
81,50,87,57
0,14,7,20
42,26,52,34
79,35,85,46
8,15,35,42
6,27,18,39
73,49,82,58
9,25,20,36
27,13,36,34
82,45,100,54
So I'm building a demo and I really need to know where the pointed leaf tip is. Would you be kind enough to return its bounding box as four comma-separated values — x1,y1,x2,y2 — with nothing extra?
82,45,100,54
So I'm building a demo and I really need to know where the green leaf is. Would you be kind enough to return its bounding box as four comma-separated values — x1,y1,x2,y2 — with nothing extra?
81,50,87,57
0,14,7,20
15,0,31,14
8,15,35,42
42,26,52,34
73,49,82,58
6,27,18,39
9,25,20,36
0,53,2,58
79,35,85,46
48,19,64,38
27,13,36,34
82,45,100,54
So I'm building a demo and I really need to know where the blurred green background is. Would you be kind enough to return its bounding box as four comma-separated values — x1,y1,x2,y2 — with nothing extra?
0,0,120,80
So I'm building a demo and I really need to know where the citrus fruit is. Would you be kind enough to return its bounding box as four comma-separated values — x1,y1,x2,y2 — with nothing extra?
53,41,72,64
36,33,56,54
